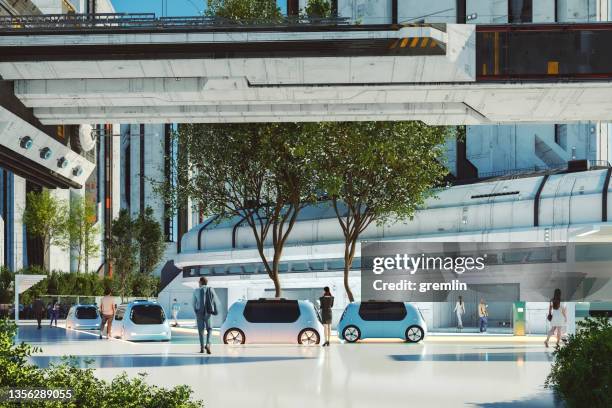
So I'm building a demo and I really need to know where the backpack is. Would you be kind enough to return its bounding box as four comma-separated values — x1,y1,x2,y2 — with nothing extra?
201,287,218,316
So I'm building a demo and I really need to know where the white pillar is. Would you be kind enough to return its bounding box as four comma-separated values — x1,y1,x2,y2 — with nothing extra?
597,0,610,21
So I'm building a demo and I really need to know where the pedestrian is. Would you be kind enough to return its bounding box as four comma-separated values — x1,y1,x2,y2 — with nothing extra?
171,298,181,327
545,288,567,348
478,298,488,333
49,300,59,327
319,286,334,347
33,297,45,329
192,277,217,354
99,289,116,339
454,296,465,330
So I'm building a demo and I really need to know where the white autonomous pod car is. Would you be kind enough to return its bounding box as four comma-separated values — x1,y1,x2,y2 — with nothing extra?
221,298,324,345
110,300,171,342
65,304,101,330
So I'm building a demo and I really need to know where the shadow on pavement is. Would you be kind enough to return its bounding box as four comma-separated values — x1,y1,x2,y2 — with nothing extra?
469,391,566,407
30,355,315,369
389,351,553,362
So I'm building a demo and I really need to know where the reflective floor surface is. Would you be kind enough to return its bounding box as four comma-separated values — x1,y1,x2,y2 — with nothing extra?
18,322,565,408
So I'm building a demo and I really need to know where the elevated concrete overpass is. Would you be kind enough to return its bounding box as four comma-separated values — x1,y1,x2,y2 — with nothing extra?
2,14,612,125
2,14,612,188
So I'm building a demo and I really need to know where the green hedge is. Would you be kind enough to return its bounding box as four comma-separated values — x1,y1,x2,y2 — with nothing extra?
545,317,611,408
0,319,203,407
14,270,160,306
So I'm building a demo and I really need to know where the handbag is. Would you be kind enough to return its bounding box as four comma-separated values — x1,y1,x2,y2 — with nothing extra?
547,302,552,321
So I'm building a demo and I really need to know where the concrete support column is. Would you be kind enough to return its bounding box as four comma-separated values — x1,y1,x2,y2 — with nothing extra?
596,122,610,163
12,175,25,271
597,0,610,21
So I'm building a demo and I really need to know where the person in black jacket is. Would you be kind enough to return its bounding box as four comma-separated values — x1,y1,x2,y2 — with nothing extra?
33,298,45,329
319,287,334,347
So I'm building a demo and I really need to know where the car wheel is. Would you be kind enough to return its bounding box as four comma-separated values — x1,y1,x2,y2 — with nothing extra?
342,325,360,343
405,325,424,343
298,328,320,345
223,328,245,344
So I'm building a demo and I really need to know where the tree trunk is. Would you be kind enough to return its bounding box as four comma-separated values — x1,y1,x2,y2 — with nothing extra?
43,235,50,272
271,248,282,297
271,271,282,297
343,239,356,302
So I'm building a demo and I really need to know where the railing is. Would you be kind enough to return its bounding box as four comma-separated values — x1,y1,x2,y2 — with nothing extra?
0,13,351,31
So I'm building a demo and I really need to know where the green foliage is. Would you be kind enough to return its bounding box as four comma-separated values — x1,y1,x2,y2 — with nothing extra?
107,208,165,299
135,207,165,276
0,319,42,387
159,123,321,296
107,209,138,300
0,319,203,407
22,191,67,271
131,274,161,298
0,267,13,304
205,0,282,23
60,196,99,274
20,271,104,306
304,121,449,300
303,0,331,18
545,317,611,408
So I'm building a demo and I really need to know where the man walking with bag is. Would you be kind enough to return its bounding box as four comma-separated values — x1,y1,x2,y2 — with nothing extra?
192,277,217,354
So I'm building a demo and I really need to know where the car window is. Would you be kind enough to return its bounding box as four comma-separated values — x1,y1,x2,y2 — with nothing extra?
130,304,165,325
243,300,300,323
378,302,407,321
358,302,382,321
76,307,98,319
114,306,126,321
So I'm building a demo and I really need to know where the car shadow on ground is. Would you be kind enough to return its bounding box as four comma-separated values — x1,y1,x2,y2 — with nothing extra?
389,351,553,362
29,355,316,369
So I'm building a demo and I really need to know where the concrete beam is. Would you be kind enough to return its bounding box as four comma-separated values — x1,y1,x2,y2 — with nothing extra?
16,79,612,124
33,102,484,125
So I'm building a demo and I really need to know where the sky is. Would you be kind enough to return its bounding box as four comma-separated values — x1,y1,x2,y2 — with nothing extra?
111,1,287,17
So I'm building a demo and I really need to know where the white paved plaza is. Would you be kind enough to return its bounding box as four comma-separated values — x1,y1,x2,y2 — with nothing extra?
17,322,564,408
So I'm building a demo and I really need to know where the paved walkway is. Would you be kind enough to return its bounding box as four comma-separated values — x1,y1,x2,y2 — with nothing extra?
17,322,564,408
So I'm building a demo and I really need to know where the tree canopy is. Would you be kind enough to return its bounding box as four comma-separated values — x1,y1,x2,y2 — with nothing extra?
305,121,450,301
163,123,321,296
22,190,67,272
205,0,282,23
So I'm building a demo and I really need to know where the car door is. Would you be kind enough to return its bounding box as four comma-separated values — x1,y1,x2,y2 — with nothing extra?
111,305,126,338
378,302,407,339
358,302,383,339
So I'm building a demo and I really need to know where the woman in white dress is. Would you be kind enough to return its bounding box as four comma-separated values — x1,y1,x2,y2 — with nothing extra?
545,288,567,348
454,296,465,329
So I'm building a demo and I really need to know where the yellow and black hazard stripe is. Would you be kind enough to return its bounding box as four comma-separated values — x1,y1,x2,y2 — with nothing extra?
389,37,441,49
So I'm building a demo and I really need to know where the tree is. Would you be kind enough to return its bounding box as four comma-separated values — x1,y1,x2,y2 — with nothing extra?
161,123,320,297
205,0,282,23
22,190,67,272
107,209,137,300
303,0,332,18
134,206,165,276
0,266,13,304
61,196,99,274
307,122,449,301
